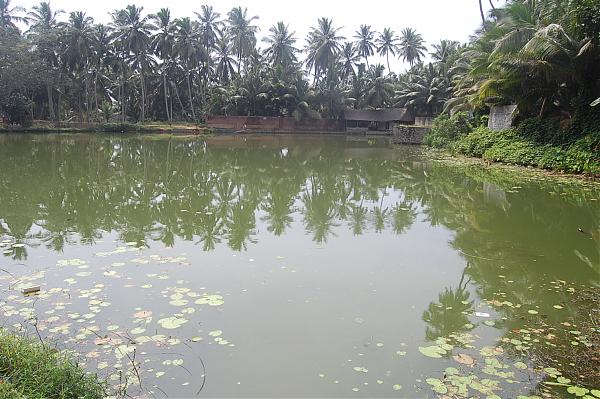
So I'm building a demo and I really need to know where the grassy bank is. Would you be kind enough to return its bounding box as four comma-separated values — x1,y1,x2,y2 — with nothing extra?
423,112,600,176
0,330,105,398
0,121,211,135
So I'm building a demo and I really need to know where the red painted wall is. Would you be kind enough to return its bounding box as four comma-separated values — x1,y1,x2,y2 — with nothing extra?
207,116,345,132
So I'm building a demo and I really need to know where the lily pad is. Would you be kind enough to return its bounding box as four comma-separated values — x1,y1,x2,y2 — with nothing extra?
419,345,446,358
158,316,188,330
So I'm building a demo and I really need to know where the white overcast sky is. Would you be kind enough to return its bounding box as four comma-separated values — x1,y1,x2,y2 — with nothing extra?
16,0,501,72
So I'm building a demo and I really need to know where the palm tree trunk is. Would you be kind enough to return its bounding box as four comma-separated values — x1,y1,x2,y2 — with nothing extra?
163,72,171,123
85,71,91,123
479,0,486,24
187,71,195,120
172,80,186,120
386,53,391,74
140,69,146,123
94,68,99,115
46,83,55,121
539,97,547,117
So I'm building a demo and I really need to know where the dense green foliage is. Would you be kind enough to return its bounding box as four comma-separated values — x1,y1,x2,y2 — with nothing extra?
0,330,105,398
422,0,600,175
425,113,600,175
0,0,442,125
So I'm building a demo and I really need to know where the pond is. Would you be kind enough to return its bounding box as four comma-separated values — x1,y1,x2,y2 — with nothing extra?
0,134,598,398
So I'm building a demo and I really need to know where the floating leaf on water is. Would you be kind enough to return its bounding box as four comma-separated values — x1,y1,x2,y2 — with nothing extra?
590,390,600,398
134,310,152,318
514,362,528,370
158,316,188,330
208,330,223,337
484,320,496,327
556,376,571,384
392,384,402,391
453,353,475,366
418,345,446,358
396,351,407,356
567,386,589,397
553,305,564,309
353,366,368,373
114,344,135,360
528,310,539,315
376,342,384,348
543,367,561,377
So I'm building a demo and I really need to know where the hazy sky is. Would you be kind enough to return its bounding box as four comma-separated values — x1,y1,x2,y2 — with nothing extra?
16,0,500,72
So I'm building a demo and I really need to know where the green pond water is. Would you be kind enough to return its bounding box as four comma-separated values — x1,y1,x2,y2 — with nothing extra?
0,134,598,398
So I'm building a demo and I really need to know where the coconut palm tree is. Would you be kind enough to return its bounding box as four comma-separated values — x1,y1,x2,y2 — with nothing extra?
196,5,222,94
430,40,460,64
111,5,153,122
173,17,201,119
339,42,360,81
397,62,452,116
354,24,376,68
63,11,95,121
262,22,298,68
226,6,258,74
399,27,427,66
305,17,344,85
214,34,237,85
196,5,221,51
376,27,399,73
151,8,175,122
366,75,394,108
27,1,61,29
27,2,63,120
0,0,28,31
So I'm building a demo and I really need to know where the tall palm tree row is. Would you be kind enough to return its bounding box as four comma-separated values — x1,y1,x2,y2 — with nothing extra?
1,0,597,125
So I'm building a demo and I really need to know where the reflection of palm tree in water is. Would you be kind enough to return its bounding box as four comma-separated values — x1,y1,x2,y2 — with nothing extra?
422,263,474,341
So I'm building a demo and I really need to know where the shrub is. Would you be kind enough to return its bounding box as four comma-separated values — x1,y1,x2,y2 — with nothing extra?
423,112,474,148
451,127,517,157
515,117,567,144
1,93,32,127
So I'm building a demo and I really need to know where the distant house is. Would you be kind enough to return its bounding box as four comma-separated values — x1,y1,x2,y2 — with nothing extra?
344,108,414,133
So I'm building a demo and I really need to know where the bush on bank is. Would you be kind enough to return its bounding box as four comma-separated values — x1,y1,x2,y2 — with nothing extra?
0,330,105,399
424,112,600,175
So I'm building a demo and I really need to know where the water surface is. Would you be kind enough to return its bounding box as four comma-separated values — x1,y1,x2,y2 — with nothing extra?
0,134,598,397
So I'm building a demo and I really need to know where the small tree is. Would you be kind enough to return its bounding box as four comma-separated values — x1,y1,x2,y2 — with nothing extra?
98,101,115,123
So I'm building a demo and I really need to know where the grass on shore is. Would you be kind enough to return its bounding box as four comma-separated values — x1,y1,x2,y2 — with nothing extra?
0,121,211,134
0,330,105,399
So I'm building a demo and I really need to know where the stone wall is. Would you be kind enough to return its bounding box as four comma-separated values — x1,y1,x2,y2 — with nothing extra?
393,125,431,144
415,116,435,127
488,105,518,131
